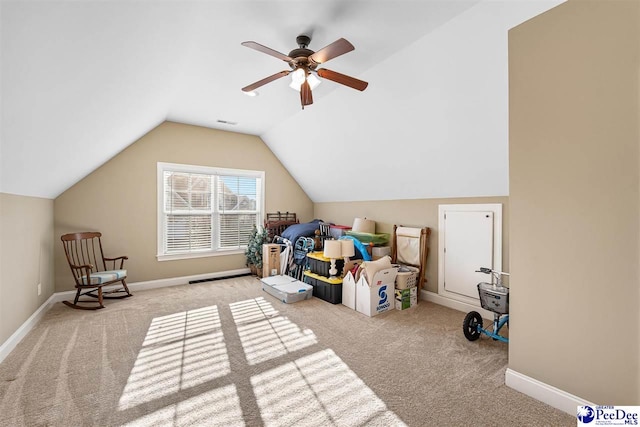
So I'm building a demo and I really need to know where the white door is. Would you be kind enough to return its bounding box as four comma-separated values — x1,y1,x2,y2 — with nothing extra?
443,211,494,299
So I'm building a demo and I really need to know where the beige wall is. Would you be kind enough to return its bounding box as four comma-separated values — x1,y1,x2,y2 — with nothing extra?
54,121,313,291
509,0,639,404
314,197,509,293
0,193,55,345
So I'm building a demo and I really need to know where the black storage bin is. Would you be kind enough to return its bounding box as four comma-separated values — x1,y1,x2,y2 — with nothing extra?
303,271,343,304
307,251,344,277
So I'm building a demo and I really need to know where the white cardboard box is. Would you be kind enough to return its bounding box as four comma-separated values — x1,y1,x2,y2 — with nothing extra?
395,286,418,310
342,271,357,310
355,267,398,317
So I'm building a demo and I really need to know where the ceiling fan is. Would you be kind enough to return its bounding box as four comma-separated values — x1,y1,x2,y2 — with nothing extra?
241,35,368,109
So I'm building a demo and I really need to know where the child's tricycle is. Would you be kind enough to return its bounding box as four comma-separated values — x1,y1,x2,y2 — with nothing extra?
462,267,510,343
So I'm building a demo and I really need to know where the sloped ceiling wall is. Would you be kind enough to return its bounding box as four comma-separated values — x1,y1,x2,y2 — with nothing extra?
262,0,564,202
0,2,196,198
0,0,564,201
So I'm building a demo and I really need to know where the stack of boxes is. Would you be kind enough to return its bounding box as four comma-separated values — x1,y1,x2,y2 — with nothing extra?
394,265,419,310
303,252,344,304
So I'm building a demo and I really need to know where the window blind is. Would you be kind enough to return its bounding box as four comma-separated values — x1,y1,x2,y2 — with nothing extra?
159,164,263,258
218,175,259,249
163,171,213,253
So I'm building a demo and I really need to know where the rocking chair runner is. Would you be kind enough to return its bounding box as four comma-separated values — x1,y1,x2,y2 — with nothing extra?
61,232,132,310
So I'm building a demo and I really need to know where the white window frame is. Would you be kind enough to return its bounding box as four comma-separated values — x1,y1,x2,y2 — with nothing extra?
157,162,265,261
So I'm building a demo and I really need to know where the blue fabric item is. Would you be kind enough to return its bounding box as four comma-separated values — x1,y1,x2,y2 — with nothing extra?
280,219,322,243
81,269,127,285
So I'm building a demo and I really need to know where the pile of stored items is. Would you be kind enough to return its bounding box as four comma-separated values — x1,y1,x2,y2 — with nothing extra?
259,214,430,314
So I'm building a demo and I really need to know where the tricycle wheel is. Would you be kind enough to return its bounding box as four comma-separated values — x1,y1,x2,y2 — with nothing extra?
463,311,483,341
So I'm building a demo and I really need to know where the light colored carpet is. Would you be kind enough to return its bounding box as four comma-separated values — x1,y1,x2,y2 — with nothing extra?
0,276,573,426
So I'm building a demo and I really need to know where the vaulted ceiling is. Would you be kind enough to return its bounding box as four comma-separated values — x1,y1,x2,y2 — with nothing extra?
0,0,564,201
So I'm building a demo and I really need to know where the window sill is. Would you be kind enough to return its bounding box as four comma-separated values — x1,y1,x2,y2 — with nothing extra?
157,249,245,262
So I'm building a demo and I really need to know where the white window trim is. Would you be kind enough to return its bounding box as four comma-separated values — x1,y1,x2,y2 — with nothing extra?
156,162,265,261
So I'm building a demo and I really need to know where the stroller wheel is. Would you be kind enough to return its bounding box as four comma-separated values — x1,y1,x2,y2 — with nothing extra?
463,311,483,341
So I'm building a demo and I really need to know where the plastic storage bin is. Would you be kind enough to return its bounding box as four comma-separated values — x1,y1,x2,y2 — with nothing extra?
345,231,390,245
303,271,343,304
261,275,313,304
395,265,419,289
329,225,352,239
307,251,344,277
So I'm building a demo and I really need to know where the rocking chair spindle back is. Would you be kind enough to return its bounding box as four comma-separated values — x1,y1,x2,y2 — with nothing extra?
61,232,132,310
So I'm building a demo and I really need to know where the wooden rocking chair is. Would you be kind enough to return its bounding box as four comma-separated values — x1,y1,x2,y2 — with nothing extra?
61,232,132,310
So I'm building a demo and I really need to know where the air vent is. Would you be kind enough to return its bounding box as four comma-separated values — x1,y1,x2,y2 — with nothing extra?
217,119,237,125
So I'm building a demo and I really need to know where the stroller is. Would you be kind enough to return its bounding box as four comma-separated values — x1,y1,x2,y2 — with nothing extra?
272,235,315,281
462,267,510,343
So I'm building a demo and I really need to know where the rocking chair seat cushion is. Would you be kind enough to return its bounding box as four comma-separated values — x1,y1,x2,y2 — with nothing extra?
81,269,127,285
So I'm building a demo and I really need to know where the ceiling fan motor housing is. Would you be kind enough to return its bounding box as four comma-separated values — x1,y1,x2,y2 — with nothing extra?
288,35,317,70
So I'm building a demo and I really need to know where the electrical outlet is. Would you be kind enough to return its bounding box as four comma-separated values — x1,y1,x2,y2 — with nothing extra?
37,283,41,296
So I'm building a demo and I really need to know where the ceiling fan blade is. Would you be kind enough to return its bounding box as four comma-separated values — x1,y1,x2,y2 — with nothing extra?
241,41,292,62
317,68,368,91
309,38,354,65
300,80,313,109
242,71,290,92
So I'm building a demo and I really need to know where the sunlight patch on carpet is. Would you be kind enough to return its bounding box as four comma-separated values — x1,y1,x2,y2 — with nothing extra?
251,349,407,427
118,305,230,410
230,297,317,365
121,384,244,427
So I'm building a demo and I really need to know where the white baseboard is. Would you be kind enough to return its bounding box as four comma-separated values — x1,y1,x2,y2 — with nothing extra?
505,368,594,416
0,268,251,364
421,290,496,320
52,268,251,303
0,292,59,364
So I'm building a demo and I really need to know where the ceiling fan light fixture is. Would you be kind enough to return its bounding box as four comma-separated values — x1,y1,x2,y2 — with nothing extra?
307,73,321,90
289,68,321,92
289,68,305,91
243,90,259,97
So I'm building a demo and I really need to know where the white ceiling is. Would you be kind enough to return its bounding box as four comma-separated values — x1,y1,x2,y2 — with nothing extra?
0,0,563,200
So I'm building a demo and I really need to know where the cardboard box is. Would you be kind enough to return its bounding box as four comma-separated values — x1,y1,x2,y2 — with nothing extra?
355,267,398,317
262,244,280,278
395,286,418,310
342,271,357,310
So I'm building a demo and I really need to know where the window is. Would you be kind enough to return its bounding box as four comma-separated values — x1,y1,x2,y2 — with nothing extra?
157,162,264,260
